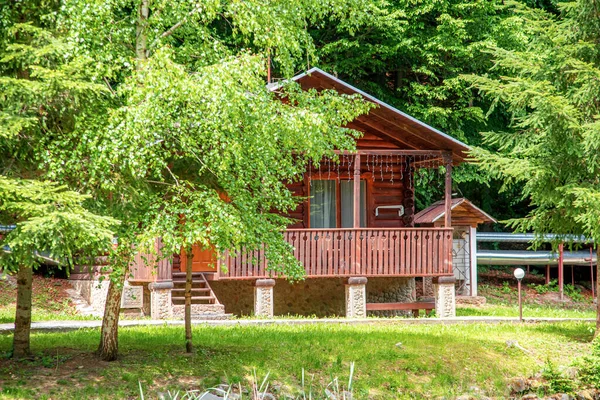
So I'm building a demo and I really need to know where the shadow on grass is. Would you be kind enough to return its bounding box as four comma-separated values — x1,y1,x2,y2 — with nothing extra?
0,323,586,399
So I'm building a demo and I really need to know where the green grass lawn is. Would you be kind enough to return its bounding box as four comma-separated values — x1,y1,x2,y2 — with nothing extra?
0,322,594,399
457,304,596,318
0,277,98,324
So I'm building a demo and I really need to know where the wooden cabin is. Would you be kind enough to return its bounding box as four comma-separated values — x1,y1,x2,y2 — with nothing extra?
126,68,471,318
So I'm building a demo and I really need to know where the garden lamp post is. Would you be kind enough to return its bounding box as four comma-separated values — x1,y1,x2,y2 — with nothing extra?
514,268,525,322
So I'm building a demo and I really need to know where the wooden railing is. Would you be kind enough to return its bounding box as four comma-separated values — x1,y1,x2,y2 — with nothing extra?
220,228,453,279
128,238,173,282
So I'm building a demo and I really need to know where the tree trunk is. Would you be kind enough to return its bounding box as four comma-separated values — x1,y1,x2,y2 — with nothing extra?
12,265,33,358
185,250,194,353
97,272,126,361
136,0,149,64
591,243,600,337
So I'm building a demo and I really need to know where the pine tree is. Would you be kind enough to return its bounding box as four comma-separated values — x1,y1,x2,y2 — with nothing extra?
465,0,600,330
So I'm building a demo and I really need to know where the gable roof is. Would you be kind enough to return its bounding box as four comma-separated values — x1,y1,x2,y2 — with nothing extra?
414,198,496,226
279,68,470,164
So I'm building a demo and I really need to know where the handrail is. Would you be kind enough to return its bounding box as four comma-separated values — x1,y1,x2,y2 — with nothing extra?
221,227,453,279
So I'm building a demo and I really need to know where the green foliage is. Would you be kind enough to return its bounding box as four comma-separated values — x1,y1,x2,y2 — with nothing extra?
308,0,532,217
464,0,600,243
542,359,575,394
501,281,512,294
0,177,117,271
577,337,600,388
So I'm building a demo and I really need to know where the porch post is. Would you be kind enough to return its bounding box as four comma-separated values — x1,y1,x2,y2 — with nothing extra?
433,276,456,318
254,279,276,317
443,152,453,228
345,277,367,318
353,153,361,228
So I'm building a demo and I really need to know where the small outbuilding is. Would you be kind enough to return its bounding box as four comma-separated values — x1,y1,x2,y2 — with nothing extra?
415,198,496,296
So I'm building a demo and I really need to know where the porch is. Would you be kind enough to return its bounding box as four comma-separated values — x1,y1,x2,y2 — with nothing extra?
219,227,453,279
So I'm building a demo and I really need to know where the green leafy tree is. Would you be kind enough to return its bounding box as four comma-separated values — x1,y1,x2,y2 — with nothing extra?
464,0,600,329
0,2,118,358
29,0,372,359
0,179,116,358
308,0,532,218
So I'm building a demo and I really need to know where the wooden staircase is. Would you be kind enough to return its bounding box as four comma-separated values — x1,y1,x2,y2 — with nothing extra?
171,272,219,305
170,272,230,319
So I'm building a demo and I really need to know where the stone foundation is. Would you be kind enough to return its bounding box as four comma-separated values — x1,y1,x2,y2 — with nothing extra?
211,277,415,317
433,276,456,318
345,277,367,318
254,279,275,317
367,277,415,317
172,303,226,319
69,279,110,314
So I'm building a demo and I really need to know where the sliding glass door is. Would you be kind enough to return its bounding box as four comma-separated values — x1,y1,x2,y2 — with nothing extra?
309,180,366,228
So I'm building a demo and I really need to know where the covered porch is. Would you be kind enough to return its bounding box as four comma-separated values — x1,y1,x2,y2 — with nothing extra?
206,148,457,280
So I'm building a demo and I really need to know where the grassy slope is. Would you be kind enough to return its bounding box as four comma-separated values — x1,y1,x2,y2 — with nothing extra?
0,276,97,323
0,322,593,399
458,268,597,318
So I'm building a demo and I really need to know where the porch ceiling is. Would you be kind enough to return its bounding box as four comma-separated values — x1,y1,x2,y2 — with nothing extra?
284,68,470,165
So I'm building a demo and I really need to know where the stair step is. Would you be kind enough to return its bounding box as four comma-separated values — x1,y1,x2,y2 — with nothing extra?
172,282,207,289
172,288,210,296
172,272,207,278
172,296,215,305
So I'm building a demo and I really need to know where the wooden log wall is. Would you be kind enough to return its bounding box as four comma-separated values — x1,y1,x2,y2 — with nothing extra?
283,154,412,229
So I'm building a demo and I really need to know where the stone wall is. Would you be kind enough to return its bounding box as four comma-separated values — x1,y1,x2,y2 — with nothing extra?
172,303,226,319
69,279,110,314
211,277,415,317
366,277,416,317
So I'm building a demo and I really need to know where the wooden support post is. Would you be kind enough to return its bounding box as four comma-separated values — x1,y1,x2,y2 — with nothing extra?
558,243,564,300
571,265,575,286
591,247,595,298
353,153,362,272
545,264,550,285
443,152,453,228
353,154,361,228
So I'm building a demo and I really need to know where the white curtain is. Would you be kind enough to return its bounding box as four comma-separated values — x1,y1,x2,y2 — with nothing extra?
340,180,366,228
310,180,336,228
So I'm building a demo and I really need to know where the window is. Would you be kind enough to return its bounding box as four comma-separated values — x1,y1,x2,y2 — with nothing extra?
340,180,366,228
309,180,336,228
309,180,366,228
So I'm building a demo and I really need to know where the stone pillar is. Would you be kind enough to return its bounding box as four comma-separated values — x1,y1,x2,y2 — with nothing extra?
254,279,275,317
345,277,367,318
148,281,174,320
433,276,456,318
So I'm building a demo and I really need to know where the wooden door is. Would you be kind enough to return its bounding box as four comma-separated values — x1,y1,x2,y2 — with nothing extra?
180,245,217,272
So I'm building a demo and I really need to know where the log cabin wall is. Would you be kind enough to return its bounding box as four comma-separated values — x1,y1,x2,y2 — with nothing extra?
283,134,416,229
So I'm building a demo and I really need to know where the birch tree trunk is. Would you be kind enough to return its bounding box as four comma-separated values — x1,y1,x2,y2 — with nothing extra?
12,265,33,358
591,243,600,337
97,272,126,361
185,250,194,353
97,0,150,362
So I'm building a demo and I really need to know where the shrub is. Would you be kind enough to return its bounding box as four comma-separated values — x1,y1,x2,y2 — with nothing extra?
542,360,575,394
577,338,600,388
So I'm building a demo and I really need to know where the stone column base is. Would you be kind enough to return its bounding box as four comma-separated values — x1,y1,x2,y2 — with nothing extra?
345,277,367,318
254,279,276,317
148,281,174,319
433,276,456,318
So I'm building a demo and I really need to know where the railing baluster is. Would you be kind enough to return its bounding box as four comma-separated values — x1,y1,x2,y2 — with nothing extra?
222,227,453,279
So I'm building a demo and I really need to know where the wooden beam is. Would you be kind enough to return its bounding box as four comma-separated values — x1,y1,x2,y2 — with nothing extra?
353,153,361,228
443,151,453,228
334,149,445,156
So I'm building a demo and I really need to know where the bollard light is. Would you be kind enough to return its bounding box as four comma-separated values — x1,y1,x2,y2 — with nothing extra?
514,268,525,322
